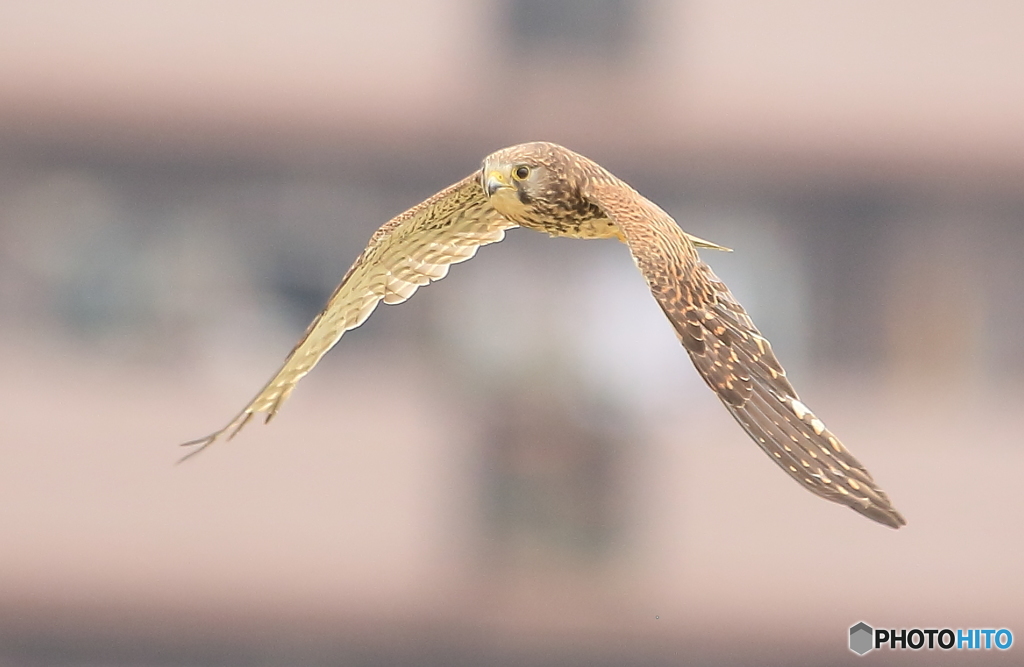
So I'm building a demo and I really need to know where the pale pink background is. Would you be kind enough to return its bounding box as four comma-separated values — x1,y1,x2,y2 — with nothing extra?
1,2,1022,665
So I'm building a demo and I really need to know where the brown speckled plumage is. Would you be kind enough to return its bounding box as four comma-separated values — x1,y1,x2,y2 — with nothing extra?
182,142,905,529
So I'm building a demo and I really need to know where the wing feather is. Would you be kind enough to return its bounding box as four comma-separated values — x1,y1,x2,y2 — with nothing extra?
583,175,905,528
181,173,514,459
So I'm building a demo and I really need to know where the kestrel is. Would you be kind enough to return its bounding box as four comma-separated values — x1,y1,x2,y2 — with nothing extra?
183,142,905,529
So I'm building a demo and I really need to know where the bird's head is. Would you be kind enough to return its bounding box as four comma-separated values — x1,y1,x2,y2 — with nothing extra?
481,142,597,225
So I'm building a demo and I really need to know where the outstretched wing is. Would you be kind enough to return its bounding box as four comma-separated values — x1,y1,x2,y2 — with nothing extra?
584,176,905,528
182,173,515,459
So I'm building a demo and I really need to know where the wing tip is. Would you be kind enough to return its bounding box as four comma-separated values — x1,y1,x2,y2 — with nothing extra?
176,434,217,464
855,500,907,529
176,411,256,464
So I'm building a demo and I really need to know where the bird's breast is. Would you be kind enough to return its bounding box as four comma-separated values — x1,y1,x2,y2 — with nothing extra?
519,212,621,240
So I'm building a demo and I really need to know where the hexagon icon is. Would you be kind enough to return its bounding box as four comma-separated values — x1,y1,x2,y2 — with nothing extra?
849,622,874,655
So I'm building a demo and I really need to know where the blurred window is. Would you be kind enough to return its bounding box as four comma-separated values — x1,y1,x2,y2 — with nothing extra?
506,0,639,56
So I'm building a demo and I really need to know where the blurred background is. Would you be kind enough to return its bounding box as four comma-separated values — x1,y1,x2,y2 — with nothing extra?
1,1,1022,665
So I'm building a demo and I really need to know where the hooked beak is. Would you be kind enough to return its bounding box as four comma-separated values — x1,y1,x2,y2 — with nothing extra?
485,170,511,197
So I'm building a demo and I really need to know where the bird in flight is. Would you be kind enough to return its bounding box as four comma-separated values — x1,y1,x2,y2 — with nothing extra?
182,142,905,529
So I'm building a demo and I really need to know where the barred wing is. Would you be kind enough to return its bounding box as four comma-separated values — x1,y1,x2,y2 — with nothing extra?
182,173,515,459
585,177,905,528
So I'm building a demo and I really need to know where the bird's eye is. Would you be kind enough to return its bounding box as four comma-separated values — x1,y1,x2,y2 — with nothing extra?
513,165,531,181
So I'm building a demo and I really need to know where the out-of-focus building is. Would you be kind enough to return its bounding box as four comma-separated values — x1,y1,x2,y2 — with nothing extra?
1,2,1022,665
3,0,1023,379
